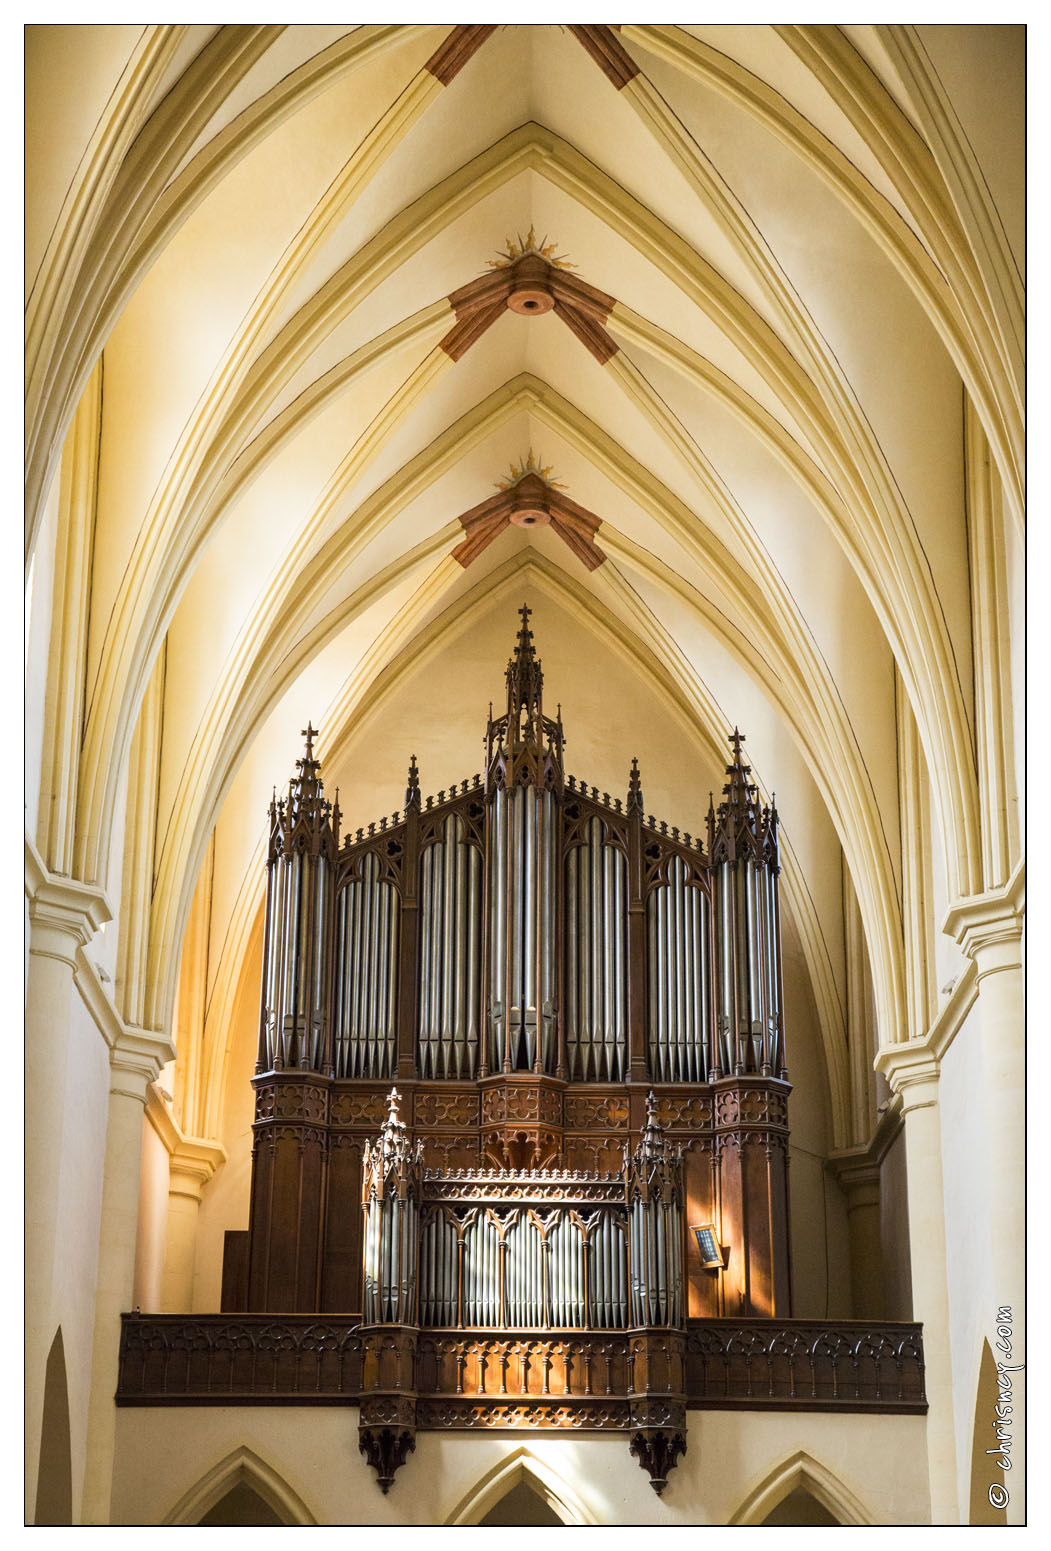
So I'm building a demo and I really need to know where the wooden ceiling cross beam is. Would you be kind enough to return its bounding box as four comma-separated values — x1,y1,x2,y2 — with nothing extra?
440,251,619,365
452,468,606,571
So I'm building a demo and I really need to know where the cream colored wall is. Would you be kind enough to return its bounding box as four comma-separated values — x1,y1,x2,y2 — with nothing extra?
111,1404,930,1525
28,986,112,1519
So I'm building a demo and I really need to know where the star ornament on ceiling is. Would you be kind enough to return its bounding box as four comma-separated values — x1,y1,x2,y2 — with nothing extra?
495,449,567,492
486,225,577,271
452,455,605,572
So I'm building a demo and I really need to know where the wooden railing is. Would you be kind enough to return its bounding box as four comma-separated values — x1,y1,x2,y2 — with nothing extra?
116,1314,925,1416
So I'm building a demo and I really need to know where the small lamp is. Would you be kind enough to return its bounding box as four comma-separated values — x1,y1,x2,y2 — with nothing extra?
691,1224,726,1270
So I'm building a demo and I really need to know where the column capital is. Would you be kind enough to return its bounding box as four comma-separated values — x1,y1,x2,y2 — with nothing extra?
145,1087,225,1199
826,1150,882,1202
943,858,1024,971
169,1137,227,1202
26,839,111,965
110,1027,177,1102
874,1039,940,1109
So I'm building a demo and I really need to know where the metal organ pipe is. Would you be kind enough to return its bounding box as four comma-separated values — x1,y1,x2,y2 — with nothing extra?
646,858,710,1082
565,820,627,1081
488,788,558,1073
333,853,398,1078
417,815,482,1079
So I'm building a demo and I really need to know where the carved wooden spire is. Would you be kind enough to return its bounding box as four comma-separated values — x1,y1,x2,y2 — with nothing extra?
268,722,339,860
627,756,644,816
707,728,777,870
405,753,421,811
485,606,565,793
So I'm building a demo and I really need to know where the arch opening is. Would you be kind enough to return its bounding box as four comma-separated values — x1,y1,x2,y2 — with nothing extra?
479,1480,566,1526
197,1482,286,1526
34,1327,72,1525
447,1445,595,1526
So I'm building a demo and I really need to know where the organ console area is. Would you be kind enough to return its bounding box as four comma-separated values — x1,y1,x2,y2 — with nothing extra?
224,606,794,1493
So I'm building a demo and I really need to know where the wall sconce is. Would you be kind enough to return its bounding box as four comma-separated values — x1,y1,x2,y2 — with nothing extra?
691,1224,727,1270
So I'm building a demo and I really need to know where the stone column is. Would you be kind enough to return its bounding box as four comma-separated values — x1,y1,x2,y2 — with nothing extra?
945,870,1025,1525
25,857,110,1515
830,1156,883,1319
81,1028,174,1525
876,1043,958,1524
161,1136,226,1313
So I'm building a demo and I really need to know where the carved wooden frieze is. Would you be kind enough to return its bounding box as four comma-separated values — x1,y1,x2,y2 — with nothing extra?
329,1091,391,1126
652,1094,711,1129
481,1081,563,1127
414,1090,480,1128
563,1137,628,1174
422,1169,624,1206
564,1093,629,1129
252,1081,329,1125
714,1085,789,1129
421,1134,480,1171
416,1399,630,1429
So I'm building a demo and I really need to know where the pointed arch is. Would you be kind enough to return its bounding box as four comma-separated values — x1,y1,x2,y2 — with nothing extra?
161,1444,318,1526
33,1328,72,1525
729,1449,877,1526
969,1338,1008,1523
446,1444,596,1526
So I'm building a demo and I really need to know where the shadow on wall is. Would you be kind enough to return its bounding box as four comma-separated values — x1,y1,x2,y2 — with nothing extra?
970,1339,1008,1524
480,1479,565,1526
760,1486,840,1525
34,1328,72,1525
198,1482,285,1526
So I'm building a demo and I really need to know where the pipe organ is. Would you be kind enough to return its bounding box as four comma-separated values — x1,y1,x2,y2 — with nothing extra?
235,608,793,1495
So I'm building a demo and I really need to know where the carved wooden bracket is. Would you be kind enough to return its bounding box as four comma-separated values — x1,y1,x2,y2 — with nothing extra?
359,1427,416,1494
629,1428,687,1495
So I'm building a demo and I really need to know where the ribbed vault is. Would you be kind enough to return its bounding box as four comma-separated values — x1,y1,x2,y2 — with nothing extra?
26,20,1024,1196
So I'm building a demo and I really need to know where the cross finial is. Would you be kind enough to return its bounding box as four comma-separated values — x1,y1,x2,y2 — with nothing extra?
627,756,644,815
301,722,317,759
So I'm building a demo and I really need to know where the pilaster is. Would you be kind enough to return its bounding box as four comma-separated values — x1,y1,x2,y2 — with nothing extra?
81,1021,174,1524
943,863,1025,1524
25,846,111,1513
875,1042,957,1523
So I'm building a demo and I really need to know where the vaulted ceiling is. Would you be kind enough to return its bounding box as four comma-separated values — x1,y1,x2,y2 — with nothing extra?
25,24,1024,1151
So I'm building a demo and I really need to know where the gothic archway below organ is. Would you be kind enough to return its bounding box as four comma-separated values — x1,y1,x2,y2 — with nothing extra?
479,1479,566,1525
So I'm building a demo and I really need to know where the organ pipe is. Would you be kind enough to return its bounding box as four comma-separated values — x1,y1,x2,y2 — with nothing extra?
565,819,628,1081
258,725,338,1074
707,730,783,1076
361,1090,423,1323
333,852,399,1079
418,813,483,1078
646,857,711,1082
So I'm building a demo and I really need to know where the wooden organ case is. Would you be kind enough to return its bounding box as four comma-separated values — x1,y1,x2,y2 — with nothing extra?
231,607,792,1494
